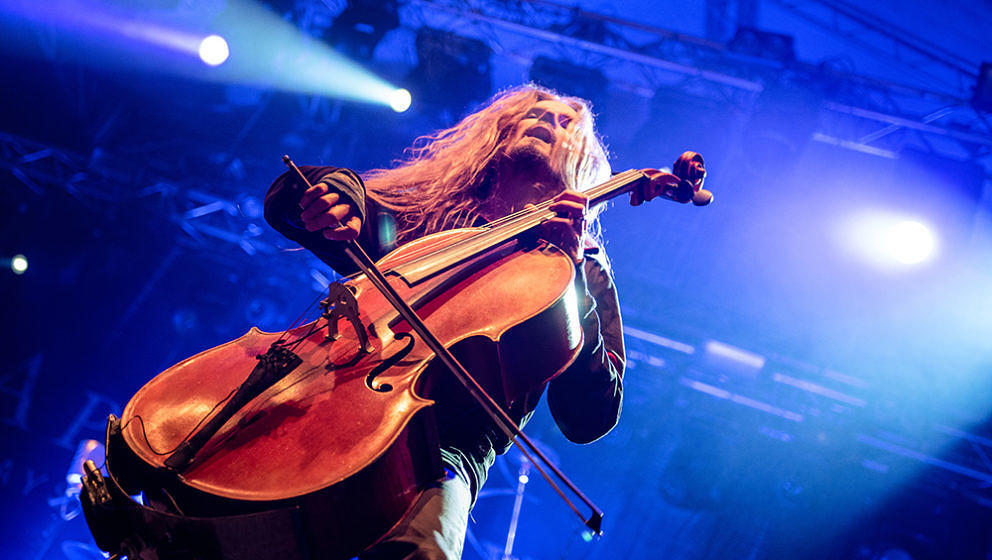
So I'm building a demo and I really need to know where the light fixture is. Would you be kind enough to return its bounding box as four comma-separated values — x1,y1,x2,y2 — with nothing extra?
198,34,229,66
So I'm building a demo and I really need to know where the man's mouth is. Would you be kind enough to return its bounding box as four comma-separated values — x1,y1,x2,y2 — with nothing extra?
524,125,554,144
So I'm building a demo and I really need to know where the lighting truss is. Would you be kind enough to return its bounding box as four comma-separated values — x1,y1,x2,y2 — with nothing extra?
397,0,991,173
0,131,281,259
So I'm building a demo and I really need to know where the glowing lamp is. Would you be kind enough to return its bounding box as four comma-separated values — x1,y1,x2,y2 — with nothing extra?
389,88,411,113
884,221,935,264
198,35,229,66
839,212,939,269
11,254,28,274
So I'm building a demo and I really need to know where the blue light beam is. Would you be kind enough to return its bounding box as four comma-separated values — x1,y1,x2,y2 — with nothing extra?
207,0,406,108
837,211,939,269
1,0,408,110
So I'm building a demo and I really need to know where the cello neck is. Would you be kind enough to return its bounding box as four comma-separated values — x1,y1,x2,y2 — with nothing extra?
389,169,649,284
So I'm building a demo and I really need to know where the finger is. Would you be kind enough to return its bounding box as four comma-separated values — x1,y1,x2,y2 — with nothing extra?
303,205,351,234
544,217,585,240
300,192,342,222
322,215,363,241
541,218,582,263
553,190,590,206
303,207,351,232
548,199,587,218
326,203,354,224
300,182,330,208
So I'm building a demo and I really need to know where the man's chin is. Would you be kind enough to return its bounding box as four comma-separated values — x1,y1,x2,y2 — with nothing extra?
507,142,553,170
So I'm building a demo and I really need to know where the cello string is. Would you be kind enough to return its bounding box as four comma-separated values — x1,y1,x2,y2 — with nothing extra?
277,172,638,347
278,269,370,349
275,171,639,345
385,170,642,281
480,169,635,230
275,291,327,347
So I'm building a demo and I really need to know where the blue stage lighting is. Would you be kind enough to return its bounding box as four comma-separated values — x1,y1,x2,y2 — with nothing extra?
389,88,411,113
11,254,28,274
198,34,229,66
5,0,408,110
884,221,935,264
839,212,938,268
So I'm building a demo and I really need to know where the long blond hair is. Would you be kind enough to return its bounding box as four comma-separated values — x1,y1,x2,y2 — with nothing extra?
363,84,611,244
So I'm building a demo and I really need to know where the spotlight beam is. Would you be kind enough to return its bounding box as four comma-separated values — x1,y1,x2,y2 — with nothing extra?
2,0,407,110
203,0,404,108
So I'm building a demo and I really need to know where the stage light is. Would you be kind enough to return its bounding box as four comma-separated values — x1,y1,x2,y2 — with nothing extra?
5,0,408,110
2,0,206,62
839,212,939,268
884,221,935,264
209,0,409,110
198,34,229,66
11,254,28,275
389,88,411,113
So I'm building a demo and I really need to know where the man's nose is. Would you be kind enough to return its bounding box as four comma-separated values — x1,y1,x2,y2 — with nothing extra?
537,110,559,127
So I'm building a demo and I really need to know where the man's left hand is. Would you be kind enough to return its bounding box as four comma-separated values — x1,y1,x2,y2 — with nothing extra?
538,190,589,264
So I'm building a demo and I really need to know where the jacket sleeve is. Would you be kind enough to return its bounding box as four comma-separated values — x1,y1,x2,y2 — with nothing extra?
264,165,386,276
546,251,625,444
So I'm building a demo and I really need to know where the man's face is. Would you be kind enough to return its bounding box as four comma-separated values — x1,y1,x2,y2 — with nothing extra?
490,99,582,210
507,99,580,163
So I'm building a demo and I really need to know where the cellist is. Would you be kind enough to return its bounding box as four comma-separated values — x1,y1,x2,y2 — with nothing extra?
264,84,688,559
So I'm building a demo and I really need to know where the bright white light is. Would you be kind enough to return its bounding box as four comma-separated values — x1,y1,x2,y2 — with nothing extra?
11,254,27,275
884,221,935,264
389,88,411,113
198,35,229,66
838,212,939,269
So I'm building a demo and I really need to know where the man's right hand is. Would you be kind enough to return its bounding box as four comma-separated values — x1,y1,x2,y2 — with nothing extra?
299,182,363,241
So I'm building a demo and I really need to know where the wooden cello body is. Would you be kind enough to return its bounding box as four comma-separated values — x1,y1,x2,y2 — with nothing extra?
109,228,584,559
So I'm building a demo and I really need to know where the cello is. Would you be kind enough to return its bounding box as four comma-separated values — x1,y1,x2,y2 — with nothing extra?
81,153,709,559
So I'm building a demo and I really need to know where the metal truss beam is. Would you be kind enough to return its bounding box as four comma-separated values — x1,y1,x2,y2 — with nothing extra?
400,0,991,170
0,131,279,257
